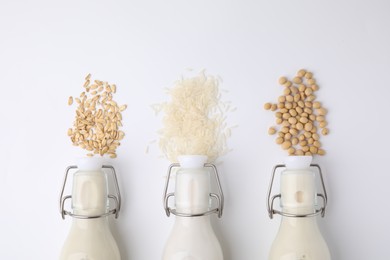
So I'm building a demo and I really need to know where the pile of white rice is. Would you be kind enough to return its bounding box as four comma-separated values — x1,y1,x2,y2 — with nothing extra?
156,71,232,163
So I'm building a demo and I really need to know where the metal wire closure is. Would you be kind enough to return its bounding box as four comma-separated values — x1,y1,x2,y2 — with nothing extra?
59,165,121,220
163,163,224,218
267,164,328,219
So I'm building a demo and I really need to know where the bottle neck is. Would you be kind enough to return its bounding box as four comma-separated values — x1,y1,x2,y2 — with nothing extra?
280,214,319,227
280,168,317,216
70,216,110,230
175,166,211,215
72,169,108,217
278,167,322,233
174,214,212,226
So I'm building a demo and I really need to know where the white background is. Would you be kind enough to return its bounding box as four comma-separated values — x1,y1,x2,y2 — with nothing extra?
1,0,389,259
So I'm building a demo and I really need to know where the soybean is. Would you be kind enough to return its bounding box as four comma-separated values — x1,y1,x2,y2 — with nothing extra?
268,127,276,135
279,77,287,85
266,69,330,155
264,103,272,110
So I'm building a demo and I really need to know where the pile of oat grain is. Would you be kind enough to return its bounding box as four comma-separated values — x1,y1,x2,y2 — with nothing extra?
68,74,126,158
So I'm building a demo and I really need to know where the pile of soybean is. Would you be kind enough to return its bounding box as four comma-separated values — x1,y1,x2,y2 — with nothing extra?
264,69,329,156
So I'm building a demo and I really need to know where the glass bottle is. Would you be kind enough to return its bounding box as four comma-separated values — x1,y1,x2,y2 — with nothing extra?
267,156,331,260
59,157,121,260
162,155,224,260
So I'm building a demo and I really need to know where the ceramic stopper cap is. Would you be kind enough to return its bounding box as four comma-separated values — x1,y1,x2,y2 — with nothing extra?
178,155,207,168
76,157,104,171
285,155,312,169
